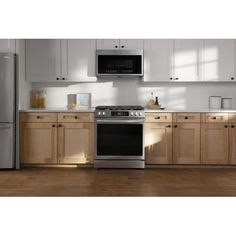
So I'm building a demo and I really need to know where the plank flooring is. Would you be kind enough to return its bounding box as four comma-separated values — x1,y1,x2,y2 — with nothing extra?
1,167,236,196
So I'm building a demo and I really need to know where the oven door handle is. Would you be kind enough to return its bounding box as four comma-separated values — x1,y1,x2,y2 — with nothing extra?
96,119,144,124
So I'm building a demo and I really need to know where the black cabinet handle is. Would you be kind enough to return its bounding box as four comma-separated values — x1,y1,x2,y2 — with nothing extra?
185,116,188,119
213,117,216,120
37,116,40,119
166,125,171,128
231,125,235,128
175,78,179,80
121,45,124,48
154,117,160,119
56,77,59,80
58,124,62,127
231,77,234,80
115,45,118,48
75,116,78,119
52,124,55,127
62,77,65,80
174,125,178,128
225,125,228,128
170,77,173,80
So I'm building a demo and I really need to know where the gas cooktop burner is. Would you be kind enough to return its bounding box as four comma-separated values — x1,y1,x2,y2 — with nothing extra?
96,106,144,111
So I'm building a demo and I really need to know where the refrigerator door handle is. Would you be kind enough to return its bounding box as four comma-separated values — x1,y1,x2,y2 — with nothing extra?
0,125,11,129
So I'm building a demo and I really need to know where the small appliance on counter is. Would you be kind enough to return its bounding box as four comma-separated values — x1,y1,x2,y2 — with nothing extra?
67,93,91,110
209,96,221,109
222,98,232,109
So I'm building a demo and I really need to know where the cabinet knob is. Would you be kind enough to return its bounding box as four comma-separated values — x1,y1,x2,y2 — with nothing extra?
174,125,178,128
62,77,65,80
75,116,78,119
175,78,179,80
225,125,228,128
155,116,160,119
170,77,173,80
115,45,118,48
185,116,188,119
52,124,55,127
231,77,234,80
59,124,62,127
166,125,171,128
231,125,235,128
213,117,216,119
121,45,124,48
37,116,40,119
56,77,59,80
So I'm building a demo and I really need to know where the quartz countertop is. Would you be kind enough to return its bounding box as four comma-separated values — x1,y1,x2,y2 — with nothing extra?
19,107,236,113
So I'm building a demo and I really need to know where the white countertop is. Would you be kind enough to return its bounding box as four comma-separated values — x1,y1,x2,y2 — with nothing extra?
19,107,236,113
19,107,95,112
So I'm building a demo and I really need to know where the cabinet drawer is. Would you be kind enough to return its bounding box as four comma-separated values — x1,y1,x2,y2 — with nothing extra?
228,113,236,123
173,113,200,123
58,112,94,123
145,113,172,123
201,113,228,123
20,112,57,123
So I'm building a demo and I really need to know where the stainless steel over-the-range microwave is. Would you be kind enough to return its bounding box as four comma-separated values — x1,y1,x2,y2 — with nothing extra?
96,50,144,77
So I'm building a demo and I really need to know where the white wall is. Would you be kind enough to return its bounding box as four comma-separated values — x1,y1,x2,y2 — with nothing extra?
32,78,236,109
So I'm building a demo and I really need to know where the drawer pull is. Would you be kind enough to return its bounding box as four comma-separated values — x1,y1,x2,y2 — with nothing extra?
52,124,55,127
212,117,216,120
166,125,171,128
231,125,235,128
58,124,62,127
174,125,178,128
75,116,78,119
155,117,161,119
37,116,40,119
185,116,188,119
225,125,228,128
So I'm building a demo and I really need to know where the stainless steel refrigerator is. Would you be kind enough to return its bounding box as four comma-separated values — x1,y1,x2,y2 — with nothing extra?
0,53,15,168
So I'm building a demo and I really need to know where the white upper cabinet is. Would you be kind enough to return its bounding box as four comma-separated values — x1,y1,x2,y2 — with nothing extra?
143,39,173,82
26,39,61,82
173,39,204,81
0,39,15,53
61,39,96,81
204,39,234,81
97,39,143,50
26,39,97,82
97,39,120,50
119,39,143,50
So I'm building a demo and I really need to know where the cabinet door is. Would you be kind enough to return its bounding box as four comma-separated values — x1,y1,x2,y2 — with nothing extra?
119,39,143,49
201,123,229,164
174,39,204,81
96,39,120,50
204,39,234,81
144,39,173,82
61,39,96,81
229,124,236,164
145,123,172,164
0,39,15,53
26,39,61,82
173,123,200,164
20,122,57,164
58,123,94,164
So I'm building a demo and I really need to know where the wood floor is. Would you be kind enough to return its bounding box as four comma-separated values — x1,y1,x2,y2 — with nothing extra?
1,167,236,196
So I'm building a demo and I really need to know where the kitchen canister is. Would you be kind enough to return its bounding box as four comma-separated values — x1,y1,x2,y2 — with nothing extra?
209,96,221,109
222,98,232,109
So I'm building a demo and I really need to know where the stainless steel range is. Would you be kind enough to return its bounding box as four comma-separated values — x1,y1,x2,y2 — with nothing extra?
95,106,145,169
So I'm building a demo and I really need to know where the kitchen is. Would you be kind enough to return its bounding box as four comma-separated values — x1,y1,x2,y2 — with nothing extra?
2,39,236,175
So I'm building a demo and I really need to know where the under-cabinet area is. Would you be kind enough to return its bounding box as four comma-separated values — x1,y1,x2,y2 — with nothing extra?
19,111,236,166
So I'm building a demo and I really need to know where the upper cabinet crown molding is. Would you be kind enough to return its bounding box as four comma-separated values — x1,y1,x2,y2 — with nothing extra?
26,39,97,82
0,39,16,53
97,39,143,50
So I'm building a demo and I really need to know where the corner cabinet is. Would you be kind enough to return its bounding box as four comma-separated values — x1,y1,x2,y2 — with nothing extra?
20,112,94,165
26,39,97,82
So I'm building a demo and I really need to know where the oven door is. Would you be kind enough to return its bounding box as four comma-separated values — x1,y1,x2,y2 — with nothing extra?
95,119,144,160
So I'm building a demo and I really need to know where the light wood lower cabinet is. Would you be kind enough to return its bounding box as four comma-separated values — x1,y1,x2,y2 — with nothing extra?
145,123,172,164
173,123,200,164
57,123,94,164
20,122,57,164
201,123,229,164
229,124,236,164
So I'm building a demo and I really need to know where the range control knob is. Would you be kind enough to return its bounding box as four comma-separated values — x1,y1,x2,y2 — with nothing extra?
130,112,134,116
135,112,138,116
98,111,101,116
139,112,142,116
102,112,106,116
